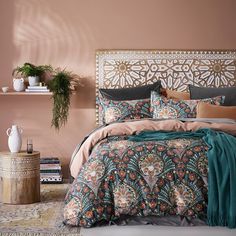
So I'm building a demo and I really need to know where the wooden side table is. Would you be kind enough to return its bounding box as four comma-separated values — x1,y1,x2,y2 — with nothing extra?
0,151,40,204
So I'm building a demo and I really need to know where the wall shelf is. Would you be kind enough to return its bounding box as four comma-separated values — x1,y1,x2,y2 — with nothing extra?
0,91,77,96
0,92,53,96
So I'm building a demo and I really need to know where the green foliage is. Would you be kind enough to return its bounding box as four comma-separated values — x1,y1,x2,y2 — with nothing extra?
13,63,53,77
49,70,72,130
13,63,80,130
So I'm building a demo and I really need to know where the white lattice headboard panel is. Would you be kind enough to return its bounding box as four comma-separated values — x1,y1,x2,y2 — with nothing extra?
96,50,236,124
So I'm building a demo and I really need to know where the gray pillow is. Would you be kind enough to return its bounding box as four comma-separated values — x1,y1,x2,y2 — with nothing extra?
99,81,162,101
189,85,236,106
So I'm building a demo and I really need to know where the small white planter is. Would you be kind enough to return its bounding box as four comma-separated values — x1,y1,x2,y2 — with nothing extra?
28,76,39,86
6,125,23,153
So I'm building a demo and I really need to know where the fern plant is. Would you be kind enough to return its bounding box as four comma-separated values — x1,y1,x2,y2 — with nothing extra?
49,70,73,130
13,63,53,77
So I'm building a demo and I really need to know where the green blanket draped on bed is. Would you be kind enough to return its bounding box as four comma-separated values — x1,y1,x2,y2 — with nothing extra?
129,128,236,228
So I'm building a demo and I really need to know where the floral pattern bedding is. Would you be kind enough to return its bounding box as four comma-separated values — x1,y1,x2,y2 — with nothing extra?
64,133,209,227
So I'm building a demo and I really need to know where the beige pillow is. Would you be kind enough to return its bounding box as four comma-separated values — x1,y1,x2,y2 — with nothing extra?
197,102,236,120
161,88,190,100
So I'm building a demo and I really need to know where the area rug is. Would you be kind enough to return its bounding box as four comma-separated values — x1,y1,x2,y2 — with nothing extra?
0,183,80,236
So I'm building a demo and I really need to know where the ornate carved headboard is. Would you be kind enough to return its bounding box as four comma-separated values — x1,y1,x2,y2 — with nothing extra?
96,50,236,124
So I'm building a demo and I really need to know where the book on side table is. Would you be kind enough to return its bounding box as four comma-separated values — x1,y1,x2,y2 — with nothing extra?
40,157,63,184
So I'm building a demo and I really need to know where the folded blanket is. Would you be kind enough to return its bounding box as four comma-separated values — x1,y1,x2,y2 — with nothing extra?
129,128,236,228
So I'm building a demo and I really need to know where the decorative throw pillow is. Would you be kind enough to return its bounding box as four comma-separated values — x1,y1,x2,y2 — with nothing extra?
161,88,190,100
189,85,236,106
99,81,162,101
197,102,236,120
151,91,225,119
99,97,152,124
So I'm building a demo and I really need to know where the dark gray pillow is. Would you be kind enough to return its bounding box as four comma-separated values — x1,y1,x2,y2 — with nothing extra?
99,81,162,101
189,85,236,106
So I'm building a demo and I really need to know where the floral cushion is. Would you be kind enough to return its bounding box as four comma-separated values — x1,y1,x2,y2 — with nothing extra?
99,97,152,124
151,91,225,119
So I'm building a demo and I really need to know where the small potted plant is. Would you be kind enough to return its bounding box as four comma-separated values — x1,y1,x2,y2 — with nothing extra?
49,69,80,130
13,63,53,86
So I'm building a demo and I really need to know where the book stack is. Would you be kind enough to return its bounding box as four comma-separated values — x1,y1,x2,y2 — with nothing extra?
25,85,50,93
40,157,63,183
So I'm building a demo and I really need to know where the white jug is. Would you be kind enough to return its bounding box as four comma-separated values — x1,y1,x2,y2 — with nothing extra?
13,78,25,92
6,125,23,153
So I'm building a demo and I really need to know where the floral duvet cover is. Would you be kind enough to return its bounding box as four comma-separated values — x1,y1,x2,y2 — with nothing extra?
64,119,236,227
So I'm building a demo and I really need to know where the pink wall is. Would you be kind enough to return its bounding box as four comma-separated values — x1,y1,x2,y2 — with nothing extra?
0,0,236,177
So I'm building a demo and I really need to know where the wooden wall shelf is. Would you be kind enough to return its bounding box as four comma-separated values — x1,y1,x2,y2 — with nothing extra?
0,92,53,96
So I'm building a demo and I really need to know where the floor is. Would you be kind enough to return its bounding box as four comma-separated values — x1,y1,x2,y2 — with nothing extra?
80,225,236,236
0,184,81,235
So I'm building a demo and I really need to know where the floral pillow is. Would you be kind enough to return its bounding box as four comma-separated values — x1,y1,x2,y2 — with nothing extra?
151,91,225,119
99,97,152,124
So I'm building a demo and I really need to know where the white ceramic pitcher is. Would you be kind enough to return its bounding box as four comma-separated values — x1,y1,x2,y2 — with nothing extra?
6,125,23,153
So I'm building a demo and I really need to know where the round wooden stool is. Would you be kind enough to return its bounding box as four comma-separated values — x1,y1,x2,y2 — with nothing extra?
0,151,40,204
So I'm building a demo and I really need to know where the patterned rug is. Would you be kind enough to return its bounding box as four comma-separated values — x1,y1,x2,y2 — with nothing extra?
0,183,80,236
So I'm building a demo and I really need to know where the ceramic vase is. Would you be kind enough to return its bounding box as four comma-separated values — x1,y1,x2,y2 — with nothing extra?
13,78,25,92
6,125,23,153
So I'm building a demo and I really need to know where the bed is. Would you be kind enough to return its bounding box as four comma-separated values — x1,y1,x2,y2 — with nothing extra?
64,50,236,228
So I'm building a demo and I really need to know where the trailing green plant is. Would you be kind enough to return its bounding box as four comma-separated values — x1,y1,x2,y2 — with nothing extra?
13,63,80,130
49,69,73,130
13,63,53,77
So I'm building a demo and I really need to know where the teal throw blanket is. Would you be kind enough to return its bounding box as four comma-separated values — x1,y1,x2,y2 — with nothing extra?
129,128,236,228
